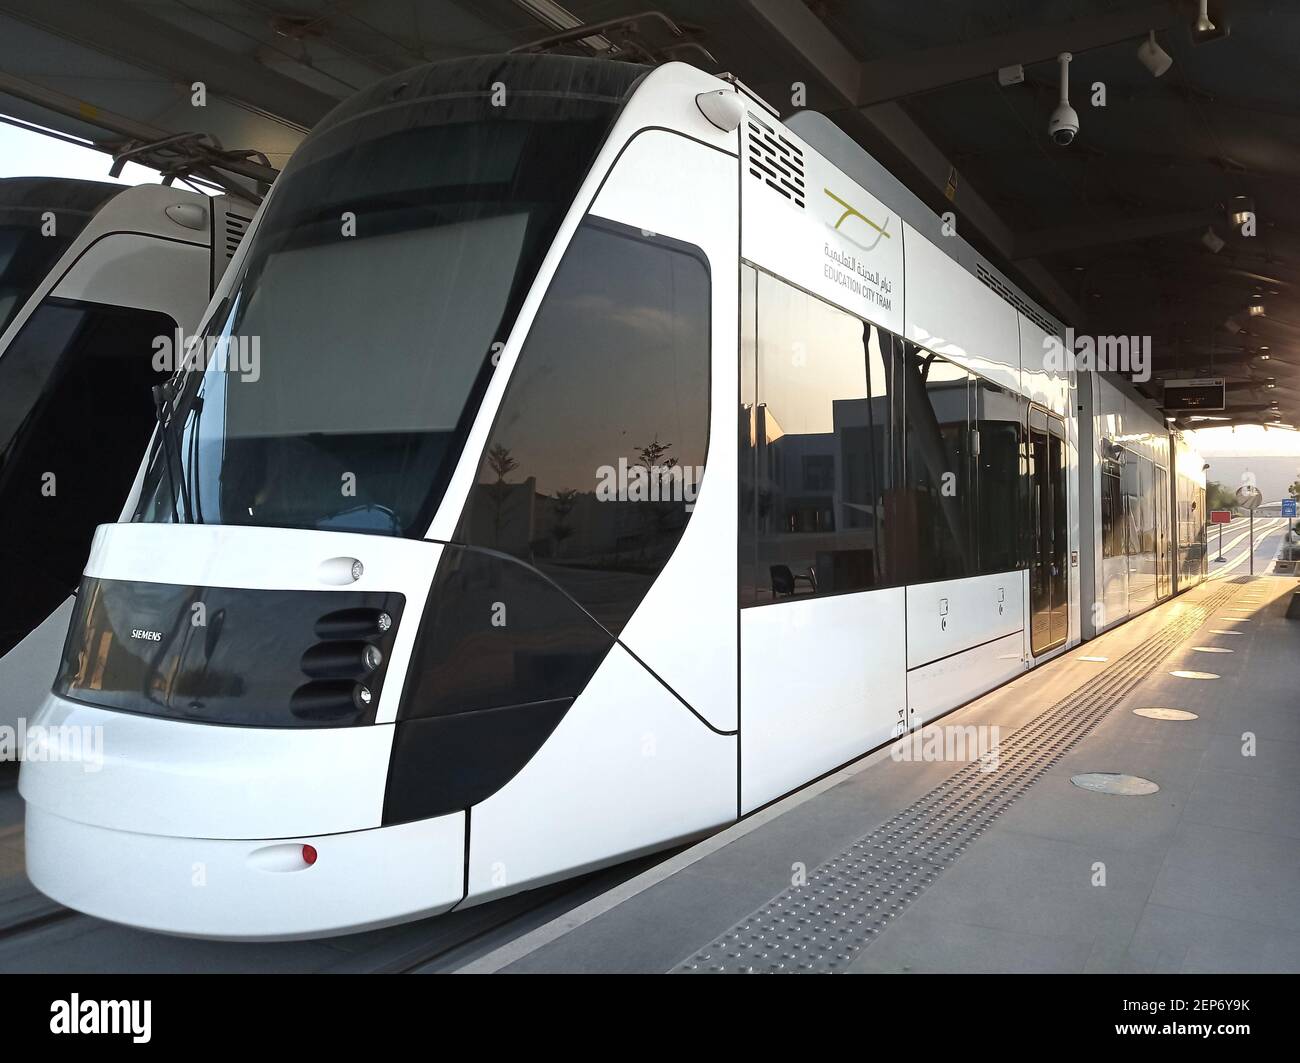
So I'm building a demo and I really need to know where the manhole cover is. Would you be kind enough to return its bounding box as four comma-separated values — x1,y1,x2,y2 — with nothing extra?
1133,707,1199,721
1170,670,1220,680
1071,773,1160,795
1191,646,1233,653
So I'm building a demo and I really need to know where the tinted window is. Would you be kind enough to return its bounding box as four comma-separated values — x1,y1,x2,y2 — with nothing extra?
971,377,1024,573
134,66,633,538
0,299,173,657
0,178,118,336
1101,460,1123,558
902,345,975,581
739,265,759,605
458,216,710,636
56,578,404,727
750,273,897,603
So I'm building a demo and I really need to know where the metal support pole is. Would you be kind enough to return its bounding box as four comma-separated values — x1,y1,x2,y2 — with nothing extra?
1250,508,1255,576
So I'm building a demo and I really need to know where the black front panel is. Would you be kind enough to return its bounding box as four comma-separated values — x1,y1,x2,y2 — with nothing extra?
384,700,571,822
56,578,404,727
385,544,615,824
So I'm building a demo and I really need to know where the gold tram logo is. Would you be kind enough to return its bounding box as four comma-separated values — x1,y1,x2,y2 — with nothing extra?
823,188,892,251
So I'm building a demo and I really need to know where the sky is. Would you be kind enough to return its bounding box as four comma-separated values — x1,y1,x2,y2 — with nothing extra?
1186,424,1300,457
0,119,211,190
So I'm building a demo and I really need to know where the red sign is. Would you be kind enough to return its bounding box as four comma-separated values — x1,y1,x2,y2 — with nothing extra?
1211,510,1233,524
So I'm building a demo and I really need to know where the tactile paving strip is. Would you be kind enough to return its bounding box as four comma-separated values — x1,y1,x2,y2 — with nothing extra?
675,580,1249,973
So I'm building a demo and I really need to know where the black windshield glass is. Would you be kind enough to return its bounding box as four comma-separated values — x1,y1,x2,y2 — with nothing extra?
133,55,644,538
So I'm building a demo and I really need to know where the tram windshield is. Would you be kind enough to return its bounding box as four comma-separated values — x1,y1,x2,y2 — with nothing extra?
134,55,644,538
0,178,119,337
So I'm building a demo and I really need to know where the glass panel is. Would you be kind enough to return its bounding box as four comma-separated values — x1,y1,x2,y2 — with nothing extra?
1049,428,1069,645
56,577,404,727
133,65,632,537
753,273,874,601
0,179,119,336
902,345,974,582
1029,428,1052,654
459,218,710,636
0,299,174,658
971,377,1024,573
398,545,613,720
1101,463,1123,558
739,264,759,606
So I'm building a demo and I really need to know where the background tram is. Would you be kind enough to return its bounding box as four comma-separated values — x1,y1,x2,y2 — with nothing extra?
17,55,1204,939
0,177,253,729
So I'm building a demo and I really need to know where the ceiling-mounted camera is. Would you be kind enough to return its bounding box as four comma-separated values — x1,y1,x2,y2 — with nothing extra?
1049,52,1079,146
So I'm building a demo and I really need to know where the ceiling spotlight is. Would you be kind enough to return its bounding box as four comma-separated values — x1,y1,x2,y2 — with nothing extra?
1195,0,1215,34
1049,52,1079,146
1201,226,1225,253
1137,31,1173,77
1248,302,1266,317
1191,0,1230,44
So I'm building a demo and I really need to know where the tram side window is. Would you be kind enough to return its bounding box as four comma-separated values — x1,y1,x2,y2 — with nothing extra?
1120,450,1140,555
748,273,899,603
0,298,174,657
971,377,1024,574
1101,462,1123,558
740,265,759,605
459,216,710,636
901,345,975,582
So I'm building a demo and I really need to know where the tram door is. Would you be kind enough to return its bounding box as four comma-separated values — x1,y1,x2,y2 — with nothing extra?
1029,408,1068,656
1155,464,1172,598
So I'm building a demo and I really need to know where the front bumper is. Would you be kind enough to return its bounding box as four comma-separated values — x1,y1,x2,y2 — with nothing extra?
25,803,465,941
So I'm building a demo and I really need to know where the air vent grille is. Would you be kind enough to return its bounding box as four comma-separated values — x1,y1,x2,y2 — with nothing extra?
975,262,1057,336
222,212,251,260
746,113,805,208
211,198,255,290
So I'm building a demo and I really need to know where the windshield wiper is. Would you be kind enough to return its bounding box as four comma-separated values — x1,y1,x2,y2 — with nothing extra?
151,379,193,524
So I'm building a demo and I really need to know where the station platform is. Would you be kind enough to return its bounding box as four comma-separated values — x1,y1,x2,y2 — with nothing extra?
461,575,1300,974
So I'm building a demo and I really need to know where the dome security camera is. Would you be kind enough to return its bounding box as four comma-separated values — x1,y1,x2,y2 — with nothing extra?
1049,52,1079,145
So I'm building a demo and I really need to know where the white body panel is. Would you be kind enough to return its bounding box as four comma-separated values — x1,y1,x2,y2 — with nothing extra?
741,116,902,335
740,588,906,812
905,569,1024,670
903,223,1020,396
908,630,1026,725
26,804,463,941
467,643,735,901
49,232,209,328
20,694,395,839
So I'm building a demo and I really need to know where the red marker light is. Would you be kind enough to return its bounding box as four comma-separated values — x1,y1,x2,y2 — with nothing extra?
302,844,318,866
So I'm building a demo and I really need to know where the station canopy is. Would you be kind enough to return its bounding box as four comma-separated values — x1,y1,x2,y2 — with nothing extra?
1,0,1296,430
